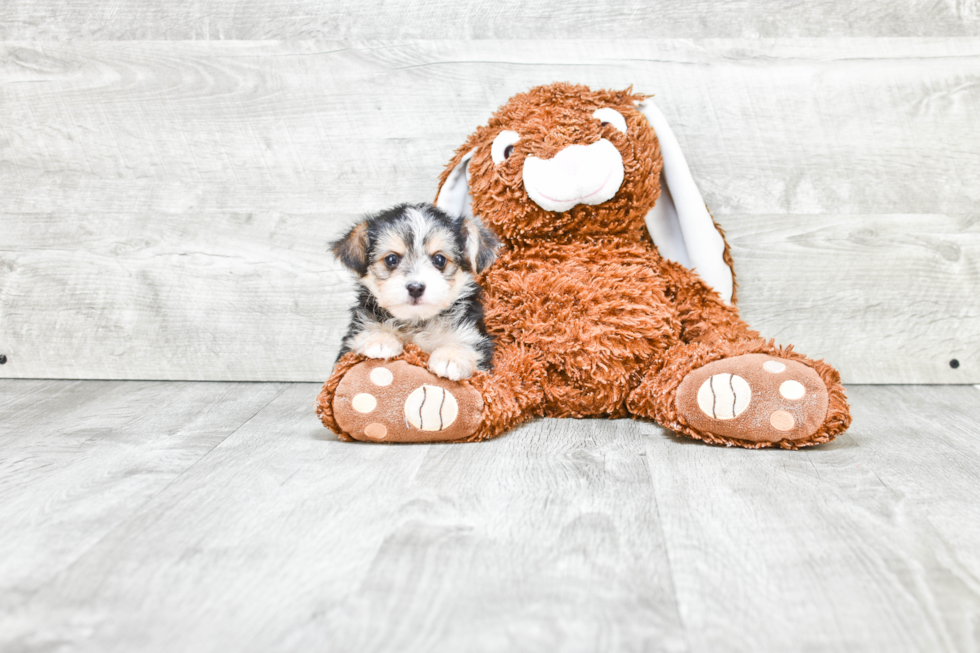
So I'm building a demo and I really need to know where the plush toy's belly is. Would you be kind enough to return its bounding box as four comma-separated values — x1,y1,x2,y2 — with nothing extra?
481,241,681,417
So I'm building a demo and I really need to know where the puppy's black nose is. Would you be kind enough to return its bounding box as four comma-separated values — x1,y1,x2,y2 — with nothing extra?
406,282,425,298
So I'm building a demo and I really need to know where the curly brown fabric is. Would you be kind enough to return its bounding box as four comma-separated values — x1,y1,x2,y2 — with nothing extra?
318,83,851,449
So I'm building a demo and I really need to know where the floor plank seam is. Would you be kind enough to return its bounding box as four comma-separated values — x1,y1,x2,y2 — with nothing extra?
7,382,293,609
138,382,293,496
636,423,693,653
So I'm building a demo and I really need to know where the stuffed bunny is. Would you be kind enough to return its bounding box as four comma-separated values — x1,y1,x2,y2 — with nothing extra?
318,83,851,448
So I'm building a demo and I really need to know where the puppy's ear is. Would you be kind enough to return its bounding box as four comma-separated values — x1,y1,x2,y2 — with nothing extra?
330,221,370,275
460,215,499,274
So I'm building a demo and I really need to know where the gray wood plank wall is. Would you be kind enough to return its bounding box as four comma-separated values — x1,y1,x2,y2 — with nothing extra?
3,1,980,39
1,9,978,383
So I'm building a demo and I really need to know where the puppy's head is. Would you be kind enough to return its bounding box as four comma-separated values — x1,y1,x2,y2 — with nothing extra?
331,203,498,322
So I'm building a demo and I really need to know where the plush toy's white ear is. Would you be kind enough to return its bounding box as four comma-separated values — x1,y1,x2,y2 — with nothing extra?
638,100,734,304
435,148,477,219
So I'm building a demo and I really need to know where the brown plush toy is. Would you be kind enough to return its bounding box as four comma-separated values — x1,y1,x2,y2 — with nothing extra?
317,83,851,448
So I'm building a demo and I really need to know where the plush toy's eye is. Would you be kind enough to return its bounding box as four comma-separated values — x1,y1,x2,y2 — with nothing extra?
383,253,401,269
592,108,628,134
491,130,521,164
431,253,447,270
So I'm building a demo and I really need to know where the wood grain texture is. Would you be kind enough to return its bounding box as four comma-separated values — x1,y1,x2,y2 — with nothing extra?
2,0,980,40
638,383,980,652
1,382,688,652
732,213,980,384
1,39,978,381
1,380,979,651
0,379,287,614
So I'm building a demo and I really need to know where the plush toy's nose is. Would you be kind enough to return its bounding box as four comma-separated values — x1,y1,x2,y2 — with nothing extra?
522,139,625,213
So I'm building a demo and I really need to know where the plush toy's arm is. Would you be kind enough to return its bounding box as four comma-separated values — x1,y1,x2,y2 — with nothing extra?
662,258,759,346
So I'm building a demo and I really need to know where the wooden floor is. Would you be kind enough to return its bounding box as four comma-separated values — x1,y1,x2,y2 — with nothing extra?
0,381,977,652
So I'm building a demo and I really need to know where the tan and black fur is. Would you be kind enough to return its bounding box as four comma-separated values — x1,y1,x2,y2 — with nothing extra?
332,203,498,381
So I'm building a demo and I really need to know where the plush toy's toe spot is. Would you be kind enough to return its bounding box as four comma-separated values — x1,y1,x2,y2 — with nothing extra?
404,385,459,431
770,410,795,431
675,353,829,444
763,360,786,373
370,367,394,386
696,373,751,419
779,380,806,400
351,393,377,413
363,423,387,439
332,359,483,443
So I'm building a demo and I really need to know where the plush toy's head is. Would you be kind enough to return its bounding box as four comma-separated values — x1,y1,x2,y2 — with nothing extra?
435,82,736,303
436,83,660,244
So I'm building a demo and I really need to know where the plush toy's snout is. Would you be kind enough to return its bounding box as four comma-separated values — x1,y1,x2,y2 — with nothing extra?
523,139,625,213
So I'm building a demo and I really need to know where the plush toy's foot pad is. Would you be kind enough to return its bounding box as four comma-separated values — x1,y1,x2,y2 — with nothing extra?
676,353,829,443
332,359,484,443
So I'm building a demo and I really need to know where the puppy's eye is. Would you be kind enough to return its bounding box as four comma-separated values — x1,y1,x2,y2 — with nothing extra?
592,108,627,134
491,130,521,164
431,254,447,270
383,253,401,269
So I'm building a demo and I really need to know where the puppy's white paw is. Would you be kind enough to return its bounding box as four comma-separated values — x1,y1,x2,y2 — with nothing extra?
353,332,403,359
427,346,479,381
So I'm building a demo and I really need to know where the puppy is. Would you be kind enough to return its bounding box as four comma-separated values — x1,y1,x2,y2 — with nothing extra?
331,203,499,380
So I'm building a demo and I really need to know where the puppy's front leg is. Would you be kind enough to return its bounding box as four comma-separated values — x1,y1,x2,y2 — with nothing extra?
350,326,404,359
428,345,480,381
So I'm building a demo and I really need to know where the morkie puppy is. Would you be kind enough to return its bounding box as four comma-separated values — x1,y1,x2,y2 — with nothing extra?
331,202,499,380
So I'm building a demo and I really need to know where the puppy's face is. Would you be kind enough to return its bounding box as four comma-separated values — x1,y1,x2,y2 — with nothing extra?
365,207,463,321
332,204,498,322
